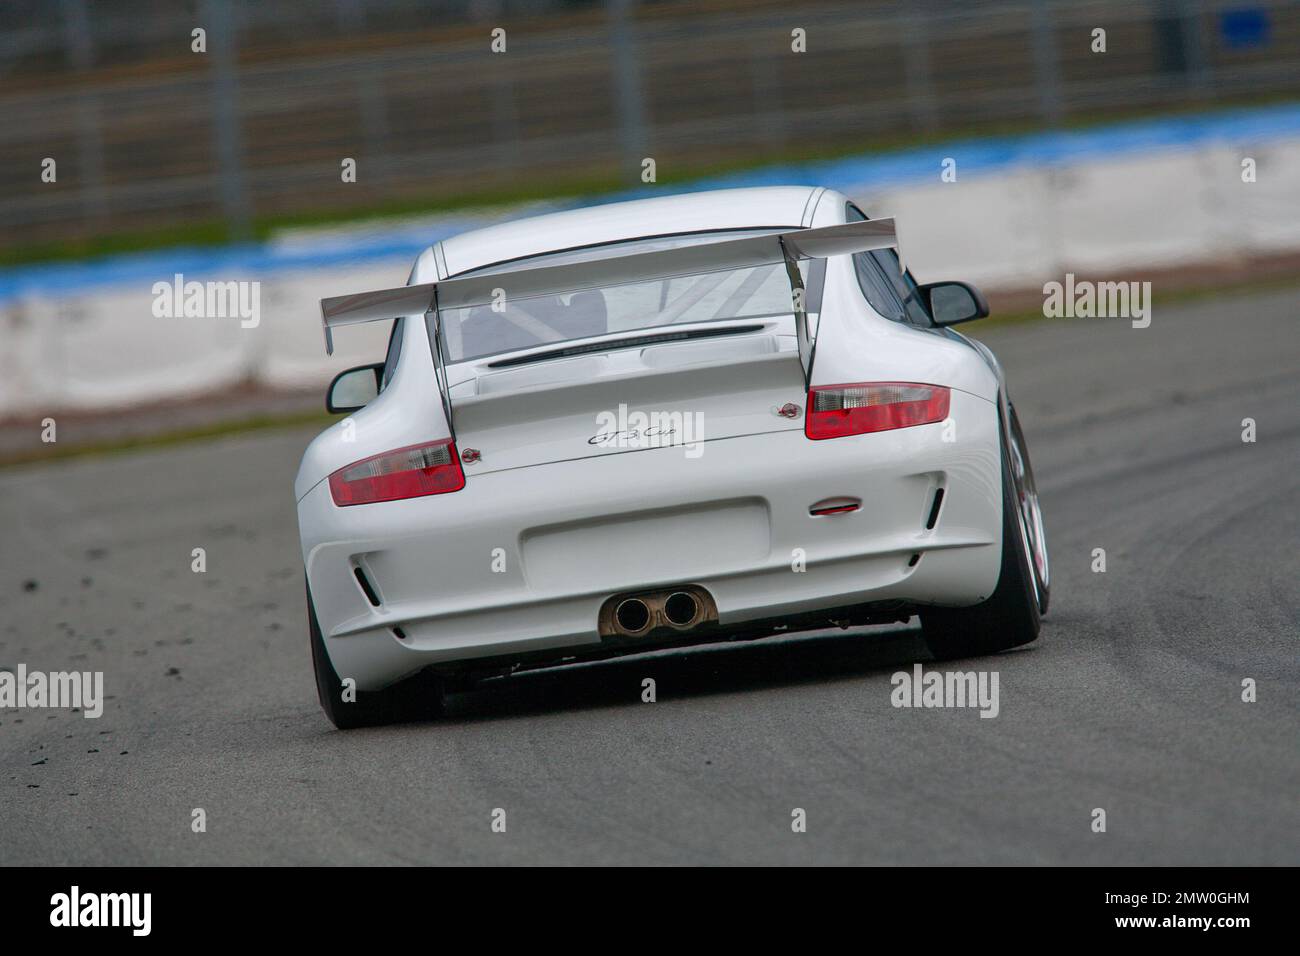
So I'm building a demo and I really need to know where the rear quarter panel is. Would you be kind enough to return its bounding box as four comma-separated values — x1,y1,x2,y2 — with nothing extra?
811,254,1001,403
294,309,445,502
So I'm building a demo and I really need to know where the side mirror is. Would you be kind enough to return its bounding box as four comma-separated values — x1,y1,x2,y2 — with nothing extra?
326,363,383,413
916,281,990,326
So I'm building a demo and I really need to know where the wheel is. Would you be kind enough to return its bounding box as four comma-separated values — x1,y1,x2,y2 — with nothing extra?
1007,404,1050,615
921,403,1049,659
307,582,444,729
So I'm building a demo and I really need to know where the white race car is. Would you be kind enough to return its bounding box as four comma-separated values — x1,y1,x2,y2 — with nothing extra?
296,186,1049,728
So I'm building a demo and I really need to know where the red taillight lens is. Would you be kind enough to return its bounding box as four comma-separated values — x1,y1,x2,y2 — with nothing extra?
328,439,465,506
805,382,950,440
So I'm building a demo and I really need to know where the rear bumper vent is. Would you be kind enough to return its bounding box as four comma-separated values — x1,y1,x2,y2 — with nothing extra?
924,488,945,530
353,565,382,607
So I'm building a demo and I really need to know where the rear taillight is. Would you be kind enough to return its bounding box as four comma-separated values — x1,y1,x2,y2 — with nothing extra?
328,439,465,506
805,382,950,440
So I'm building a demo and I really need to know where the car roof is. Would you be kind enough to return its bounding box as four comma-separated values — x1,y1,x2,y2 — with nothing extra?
437,185,826,277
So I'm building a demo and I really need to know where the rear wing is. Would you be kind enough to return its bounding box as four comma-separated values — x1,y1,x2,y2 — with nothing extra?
319,217,899,357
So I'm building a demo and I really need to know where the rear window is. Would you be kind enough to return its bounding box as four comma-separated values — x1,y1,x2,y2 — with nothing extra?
441,229,812,363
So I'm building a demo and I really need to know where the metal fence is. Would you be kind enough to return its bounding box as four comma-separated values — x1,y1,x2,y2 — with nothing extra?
2,0,1297,251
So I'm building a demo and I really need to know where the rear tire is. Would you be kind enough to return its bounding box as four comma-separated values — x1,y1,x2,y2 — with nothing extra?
308,583,444,729
921,405,1047,660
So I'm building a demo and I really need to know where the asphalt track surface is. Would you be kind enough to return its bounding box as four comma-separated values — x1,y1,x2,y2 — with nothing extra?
1,288,1297,865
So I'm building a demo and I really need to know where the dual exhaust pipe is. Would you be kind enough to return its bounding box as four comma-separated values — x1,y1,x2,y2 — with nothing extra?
618,592,697,631
599,585,718,638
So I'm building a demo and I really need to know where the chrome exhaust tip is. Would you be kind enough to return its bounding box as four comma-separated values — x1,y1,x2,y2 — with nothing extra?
663,591,701,628
598,585,718,638
614,597,651,635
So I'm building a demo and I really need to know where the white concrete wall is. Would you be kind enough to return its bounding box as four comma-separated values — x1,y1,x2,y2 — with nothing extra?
0,263,396,415
859,137,1300,286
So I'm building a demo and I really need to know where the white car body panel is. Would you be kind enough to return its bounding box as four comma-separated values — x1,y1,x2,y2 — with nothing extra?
296,186,1006,690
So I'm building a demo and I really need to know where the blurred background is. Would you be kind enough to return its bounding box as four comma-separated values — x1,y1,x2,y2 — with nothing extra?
1,0,1298,458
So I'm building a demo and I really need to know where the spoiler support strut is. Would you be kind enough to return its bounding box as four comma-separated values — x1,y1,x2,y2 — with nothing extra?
778,234,813,391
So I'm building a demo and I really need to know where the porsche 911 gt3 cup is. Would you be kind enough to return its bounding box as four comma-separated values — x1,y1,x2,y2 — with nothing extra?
296,186,1050,728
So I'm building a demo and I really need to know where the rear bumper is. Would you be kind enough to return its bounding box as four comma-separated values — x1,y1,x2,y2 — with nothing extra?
298,389,1002,689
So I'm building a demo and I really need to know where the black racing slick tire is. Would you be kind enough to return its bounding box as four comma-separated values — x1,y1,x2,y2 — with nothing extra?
308,582,444,729
921,404,1049,660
